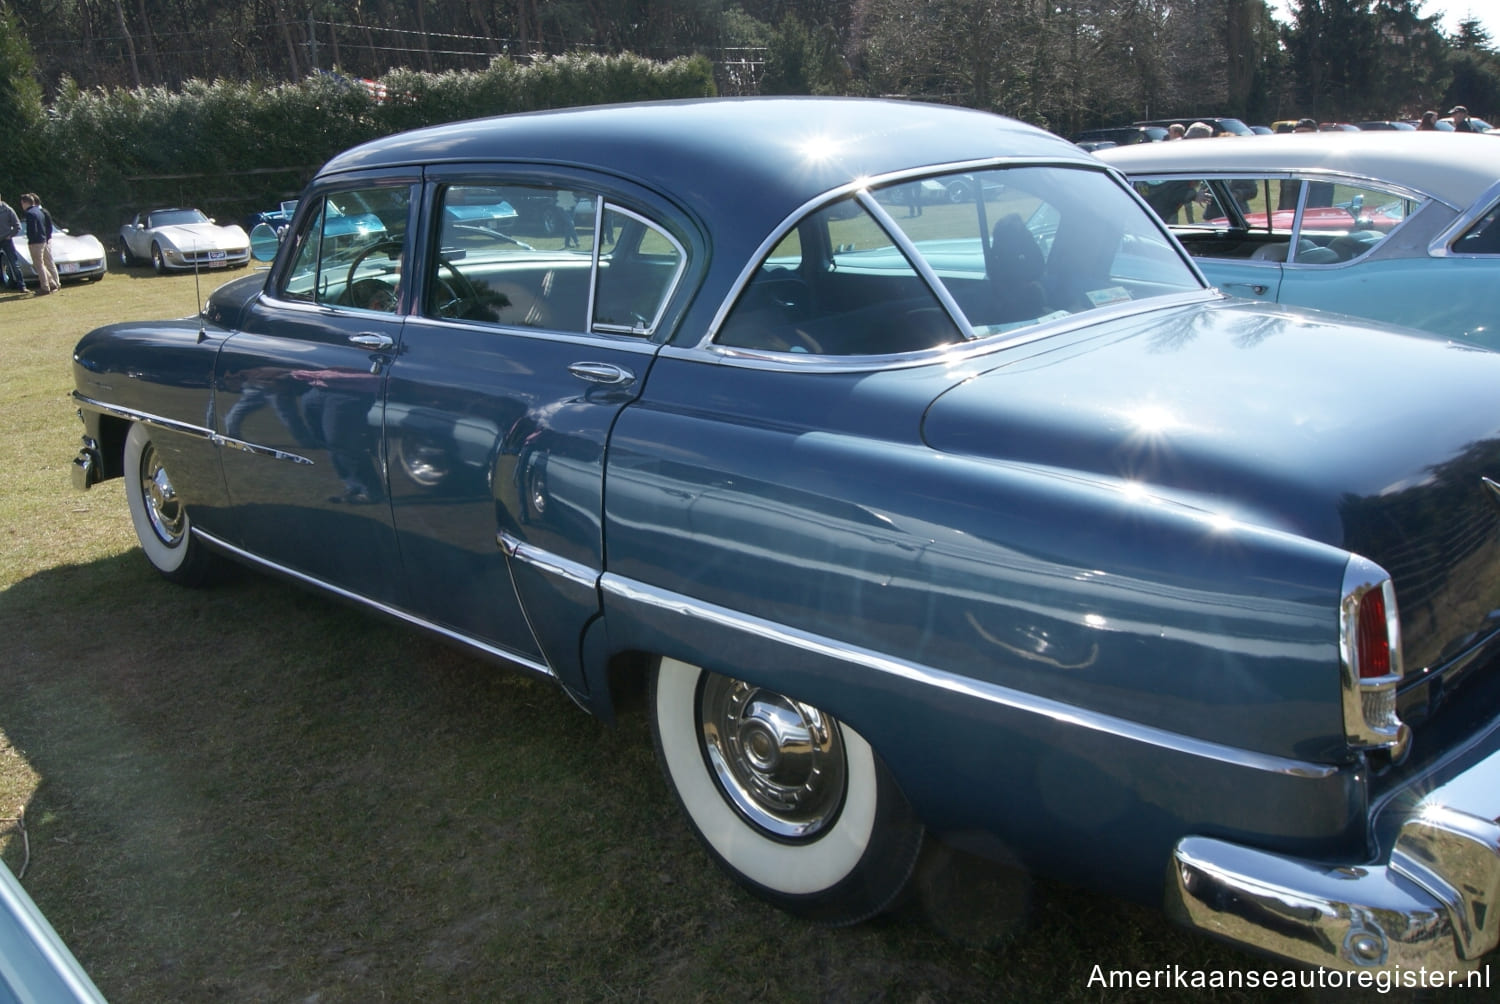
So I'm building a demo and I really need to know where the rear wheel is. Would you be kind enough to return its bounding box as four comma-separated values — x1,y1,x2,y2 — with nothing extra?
123,423,217,585
649,656,923,924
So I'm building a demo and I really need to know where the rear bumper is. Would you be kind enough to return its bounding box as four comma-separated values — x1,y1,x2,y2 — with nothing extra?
1168,746,1500,971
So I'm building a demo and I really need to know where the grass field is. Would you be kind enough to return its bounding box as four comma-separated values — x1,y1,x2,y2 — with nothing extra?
0,262,1432,1002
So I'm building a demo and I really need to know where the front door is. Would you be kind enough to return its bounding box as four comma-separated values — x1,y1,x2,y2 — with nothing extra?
214,179,415,600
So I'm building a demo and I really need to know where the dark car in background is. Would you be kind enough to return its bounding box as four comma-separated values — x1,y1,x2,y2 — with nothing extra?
1135,115,1254,136
1071,124,1167,151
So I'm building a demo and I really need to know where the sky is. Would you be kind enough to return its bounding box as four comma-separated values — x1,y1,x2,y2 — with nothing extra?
1267,0,1500,43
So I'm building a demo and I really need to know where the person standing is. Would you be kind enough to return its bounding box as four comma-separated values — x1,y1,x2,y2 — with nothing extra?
18,193,59,295
0,194,20,289
1450,105,1477,132
1419,110,1439,130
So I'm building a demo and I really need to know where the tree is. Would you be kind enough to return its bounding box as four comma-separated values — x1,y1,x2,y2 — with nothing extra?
0,2,43,187
1451,16,1493,52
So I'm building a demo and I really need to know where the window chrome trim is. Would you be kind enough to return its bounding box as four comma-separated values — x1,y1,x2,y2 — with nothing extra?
1431,179,1500,257
590,203,689,338
663,289,1221,373
197,528,555,678
602,573,1337,780
856,188,975,335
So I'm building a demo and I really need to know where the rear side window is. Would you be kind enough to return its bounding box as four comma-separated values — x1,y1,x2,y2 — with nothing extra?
1454,202,1500,254
1135,175,1422,265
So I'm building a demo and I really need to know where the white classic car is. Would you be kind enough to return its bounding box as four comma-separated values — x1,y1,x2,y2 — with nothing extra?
5,229,107,288
118,208,250,274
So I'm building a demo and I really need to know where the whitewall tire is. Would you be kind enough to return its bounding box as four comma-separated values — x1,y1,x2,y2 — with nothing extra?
649,656,923,924
123,422,216,586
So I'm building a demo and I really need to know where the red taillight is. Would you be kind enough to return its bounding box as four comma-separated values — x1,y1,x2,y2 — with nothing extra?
1356,588,1392,679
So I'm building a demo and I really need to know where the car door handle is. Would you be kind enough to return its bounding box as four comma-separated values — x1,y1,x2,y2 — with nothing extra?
568,361,635,386
348,333,395,350
1221,282,1270,297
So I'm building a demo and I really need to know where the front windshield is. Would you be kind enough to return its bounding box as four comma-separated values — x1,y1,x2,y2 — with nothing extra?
149,209,211,227
715,164,1200,356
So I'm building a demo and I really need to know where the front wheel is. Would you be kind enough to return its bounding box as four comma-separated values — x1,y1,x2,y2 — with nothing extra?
123,423,217,585
649,657,923,924
151,242,167,274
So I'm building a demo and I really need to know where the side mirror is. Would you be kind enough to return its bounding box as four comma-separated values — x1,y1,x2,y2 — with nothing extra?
250,223,281,262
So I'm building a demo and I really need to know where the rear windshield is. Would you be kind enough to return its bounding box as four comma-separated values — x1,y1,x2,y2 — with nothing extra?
715,164,1201,356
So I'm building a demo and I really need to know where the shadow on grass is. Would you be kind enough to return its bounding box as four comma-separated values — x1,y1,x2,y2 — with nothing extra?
0,553,1420,1003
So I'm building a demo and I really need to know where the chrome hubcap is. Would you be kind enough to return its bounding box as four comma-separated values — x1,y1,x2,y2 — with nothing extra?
698,674,846,840
140,442,186,545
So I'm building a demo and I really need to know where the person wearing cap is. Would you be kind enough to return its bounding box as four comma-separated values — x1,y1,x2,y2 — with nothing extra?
1293,118,1318,132
1450,106,1476,132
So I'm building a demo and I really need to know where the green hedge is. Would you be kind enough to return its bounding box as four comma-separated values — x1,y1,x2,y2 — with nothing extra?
38,52,715,237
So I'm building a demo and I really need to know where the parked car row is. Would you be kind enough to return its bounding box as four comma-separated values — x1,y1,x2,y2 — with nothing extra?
1075,112,1493,148
66,97,1500,978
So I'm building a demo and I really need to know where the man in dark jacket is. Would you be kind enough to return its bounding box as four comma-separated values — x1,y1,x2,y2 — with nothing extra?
18,193,59,294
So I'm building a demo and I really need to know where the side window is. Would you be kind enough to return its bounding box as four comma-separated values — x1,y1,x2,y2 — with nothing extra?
1454,203,1500,255
592,207,687,335
279,187,410,310
427,184,596,330
1291,182,1418,265
715,198,961,355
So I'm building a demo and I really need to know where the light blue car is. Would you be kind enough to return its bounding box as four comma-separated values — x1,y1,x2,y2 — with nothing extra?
0,860,106,1002
1100,132,1500,347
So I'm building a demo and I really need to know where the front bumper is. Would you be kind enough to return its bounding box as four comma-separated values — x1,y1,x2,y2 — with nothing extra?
1168,745,1500,971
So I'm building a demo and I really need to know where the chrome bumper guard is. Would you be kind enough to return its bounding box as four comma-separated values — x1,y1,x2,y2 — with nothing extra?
71,440,100,492
1168,748,1500,971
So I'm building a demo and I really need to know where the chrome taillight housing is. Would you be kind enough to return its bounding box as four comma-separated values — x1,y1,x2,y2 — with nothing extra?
1340,556,1409,759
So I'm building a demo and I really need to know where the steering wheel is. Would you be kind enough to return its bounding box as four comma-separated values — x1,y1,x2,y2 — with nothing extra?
430,255,489,319
344,239,405,310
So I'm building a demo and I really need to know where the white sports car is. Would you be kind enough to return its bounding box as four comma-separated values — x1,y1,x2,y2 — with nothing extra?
119,208,250,274
5,228,108,288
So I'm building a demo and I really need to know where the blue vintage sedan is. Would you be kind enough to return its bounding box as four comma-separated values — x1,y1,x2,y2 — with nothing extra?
1099,133,1500,346
70,98,1500,975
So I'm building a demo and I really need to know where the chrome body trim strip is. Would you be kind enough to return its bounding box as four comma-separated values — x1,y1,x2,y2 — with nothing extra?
197,529,555,679
72,393,315,465
71,394,213,442
601,574,1337,780
497,532,600,590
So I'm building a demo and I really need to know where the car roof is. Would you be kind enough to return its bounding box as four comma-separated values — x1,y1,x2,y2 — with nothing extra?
1096,132,1500,209
317,98,1091,232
